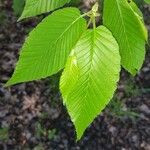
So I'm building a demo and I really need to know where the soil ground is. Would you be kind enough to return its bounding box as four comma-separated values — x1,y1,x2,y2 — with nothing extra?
0,1,150,150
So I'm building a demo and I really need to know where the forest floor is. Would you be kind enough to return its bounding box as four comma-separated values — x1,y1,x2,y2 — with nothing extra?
0,1,150,150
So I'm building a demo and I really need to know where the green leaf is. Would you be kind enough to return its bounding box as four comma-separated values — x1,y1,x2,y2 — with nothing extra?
60,50,80,104
60,26,121,140
144,0,150,4
103,0,148,75
129,0,143,17
19,0,71,20
69,0,81,6
6,8,86,86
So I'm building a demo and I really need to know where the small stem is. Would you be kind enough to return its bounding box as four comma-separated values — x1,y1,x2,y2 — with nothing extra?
92,17,96,30
81,2,100,29
81,12,90,18
87,17,92,28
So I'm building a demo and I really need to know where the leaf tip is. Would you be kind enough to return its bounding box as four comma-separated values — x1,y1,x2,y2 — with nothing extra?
4,82,10,88
74,123,85,142
129,68,138,76
75,130,83,142
17,15,24,22
17,17,22,22
4,80,13,87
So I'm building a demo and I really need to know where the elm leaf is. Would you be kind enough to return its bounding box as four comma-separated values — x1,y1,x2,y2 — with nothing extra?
19,0,71,20
6,8,86,86
103,0,148,75
60,26,121,140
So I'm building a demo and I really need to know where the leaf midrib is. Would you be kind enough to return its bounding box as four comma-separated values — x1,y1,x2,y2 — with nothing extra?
79,29,97,114
52,14,83,46
46,14,84,73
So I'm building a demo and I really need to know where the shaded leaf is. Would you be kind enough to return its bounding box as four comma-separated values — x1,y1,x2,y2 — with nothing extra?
20,0,71,20
12,0,25,16
103,0,147,75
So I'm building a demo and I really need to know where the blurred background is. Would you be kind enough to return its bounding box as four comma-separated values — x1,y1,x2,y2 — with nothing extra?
0,0,150,149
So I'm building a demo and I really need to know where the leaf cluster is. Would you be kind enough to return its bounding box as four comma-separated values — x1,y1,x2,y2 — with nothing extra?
6,0,149,140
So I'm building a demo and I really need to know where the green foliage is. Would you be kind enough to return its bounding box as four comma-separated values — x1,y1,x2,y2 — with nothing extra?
12,0,25,16
0,128,9,141
103,0,147,75
6,8,86,86
33,145,44,150
36,123,45,138
134,0,150,5
69,0,81,6
108,98,140,121
35,122,56,140
19,0,71,20
144,0,150,4
124,78,140,97
6,0,148,140
48,129,56,140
